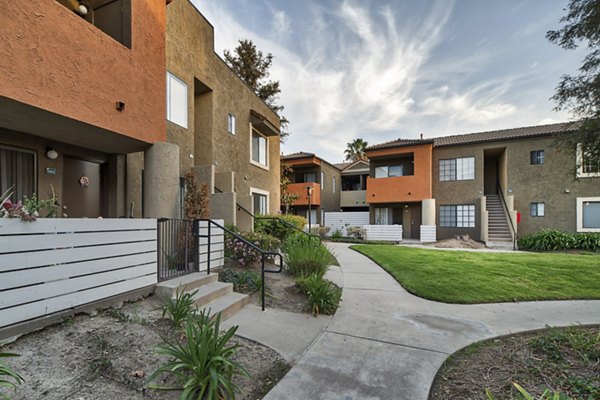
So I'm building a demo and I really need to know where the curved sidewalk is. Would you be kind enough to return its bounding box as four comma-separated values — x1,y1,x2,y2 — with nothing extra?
265,242,600,400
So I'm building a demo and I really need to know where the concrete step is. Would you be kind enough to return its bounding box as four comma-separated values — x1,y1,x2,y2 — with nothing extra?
486,241,514,250
155,272,218,298
197,292,250,321
191,281,233,306
489,236,513,241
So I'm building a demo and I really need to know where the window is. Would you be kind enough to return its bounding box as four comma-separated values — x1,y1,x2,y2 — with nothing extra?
530,202,545,217
333,176,336,193
375,208,389,225
388,165,403,177
530,150,544,165
0,145,36,202
440,157,474,181
577,144,600,177
577,197,600,232
251,130,267,166
375,166,388,178
374,164,406,178
179,177,186,218
166,72,188,128
440,205,475,227
227,113,236,135
252,191,268,215
304,172,317,183
321,172,324,190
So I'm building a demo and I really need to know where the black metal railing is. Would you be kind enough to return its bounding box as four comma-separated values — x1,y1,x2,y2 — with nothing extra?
236,203,321,243
157,218,195,282
497,182,518,250
193,219,284,311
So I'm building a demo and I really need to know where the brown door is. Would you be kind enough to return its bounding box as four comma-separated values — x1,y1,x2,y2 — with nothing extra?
411,204,422,240
62,157,102,218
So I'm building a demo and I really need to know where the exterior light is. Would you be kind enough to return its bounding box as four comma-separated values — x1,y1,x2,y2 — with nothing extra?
46,148,58,160
77,3,89,16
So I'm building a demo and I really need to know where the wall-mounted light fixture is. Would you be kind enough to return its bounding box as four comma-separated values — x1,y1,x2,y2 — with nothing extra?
46,148,59,160
76,2,89,16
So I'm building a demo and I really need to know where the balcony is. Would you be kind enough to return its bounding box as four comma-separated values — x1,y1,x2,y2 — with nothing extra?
288,182,321,206
366,176,431,204
341,190,367,207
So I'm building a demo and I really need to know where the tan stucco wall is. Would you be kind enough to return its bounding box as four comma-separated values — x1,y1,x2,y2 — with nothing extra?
0,0,166,145
432,136,600,239
320,162,341,214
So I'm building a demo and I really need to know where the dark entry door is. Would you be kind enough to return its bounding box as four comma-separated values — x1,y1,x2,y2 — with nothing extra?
484,159,498,195
411,204,422,240
62,157,102,218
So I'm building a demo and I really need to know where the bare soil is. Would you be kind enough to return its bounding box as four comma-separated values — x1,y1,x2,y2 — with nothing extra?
430,325,600,400
431,234,487,249
1,296,289,400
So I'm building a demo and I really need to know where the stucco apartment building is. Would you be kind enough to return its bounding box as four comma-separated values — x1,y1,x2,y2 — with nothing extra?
365,122,600,244
0,0,281,228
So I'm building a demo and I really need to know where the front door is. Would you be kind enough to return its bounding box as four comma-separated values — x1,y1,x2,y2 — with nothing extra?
62,157,103,218
411,204,422,240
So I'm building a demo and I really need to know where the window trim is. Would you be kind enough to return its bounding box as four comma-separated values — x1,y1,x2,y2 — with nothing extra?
227,113,236,135
250,187,269,215
249,126,269,170
576,197,600,232
576,143,600,178
333,176,336,193
166,71,188,129
439,157,475,182
530,202,545,217
321,171,324,190
530,150,544,165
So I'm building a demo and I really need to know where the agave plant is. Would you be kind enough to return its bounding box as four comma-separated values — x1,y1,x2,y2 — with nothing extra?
147,313,248,400
160,288,198,328
0,353,24,400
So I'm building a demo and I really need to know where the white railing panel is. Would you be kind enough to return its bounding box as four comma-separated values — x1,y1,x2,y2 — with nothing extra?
363,225,403,242
324,211,370,236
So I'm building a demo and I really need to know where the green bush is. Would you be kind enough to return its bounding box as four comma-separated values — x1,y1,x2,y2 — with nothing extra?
331,229,343,239
226,231,281,267
518,229,600,252
221,269,262,293
0,353,24,400
160,288,198,328
148,313,247,400
284,236,332,278
297,274,342,316
254,214,307,241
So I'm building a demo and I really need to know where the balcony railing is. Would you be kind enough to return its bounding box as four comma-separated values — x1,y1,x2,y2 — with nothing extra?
366,176,432,203
288,182,321,206
341,190,367,207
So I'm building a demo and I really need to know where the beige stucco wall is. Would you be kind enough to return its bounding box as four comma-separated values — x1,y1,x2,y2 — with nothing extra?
320,162,341,214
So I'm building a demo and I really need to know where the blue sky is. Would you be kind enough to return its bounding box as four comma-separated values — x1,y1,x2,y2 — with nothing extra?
191,0,584,163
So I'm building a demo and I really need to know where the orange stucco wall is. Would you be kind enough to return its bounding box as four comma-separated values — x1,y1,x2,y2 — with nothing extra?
366,144,433,203
0,0,166,144
289,182,321,206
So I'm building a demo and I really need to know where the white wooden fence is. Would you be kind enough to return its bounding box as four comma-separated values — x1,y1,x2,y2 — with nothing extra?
363,224,403,242
197,219,225,271
0,218,157,328
323,211,370,236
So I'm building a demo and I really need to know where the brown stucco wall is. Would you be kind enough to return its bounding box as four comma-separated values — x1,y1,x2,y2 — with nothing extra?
125,0,281,219
0,0,166,145
431,136,600,239
320,162,341,214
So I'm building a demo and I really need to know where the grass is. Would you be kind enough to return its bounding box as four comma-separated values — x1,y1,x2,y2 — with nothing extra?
351,245,600,303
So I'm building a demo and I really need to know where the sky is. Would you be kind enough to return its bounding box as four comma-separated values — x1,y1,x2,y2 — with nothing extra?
191,0,585,164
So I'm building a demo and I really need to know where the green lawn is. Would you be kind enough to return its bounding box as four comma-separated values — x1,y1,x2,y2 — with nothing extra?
351,245,600,304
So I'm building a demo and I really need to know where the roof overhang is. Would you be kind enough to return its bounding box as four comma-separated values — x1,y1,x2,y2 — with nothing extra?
250,109,279,137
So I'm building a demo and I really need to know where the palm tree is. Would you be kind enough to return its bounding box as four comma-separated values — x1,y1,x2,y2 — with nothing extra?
344,138,368,161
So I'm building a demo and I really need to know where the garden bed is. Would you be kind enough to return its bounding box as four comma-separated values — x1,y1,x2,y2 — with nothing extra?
430,325,600,400
1,295,289,400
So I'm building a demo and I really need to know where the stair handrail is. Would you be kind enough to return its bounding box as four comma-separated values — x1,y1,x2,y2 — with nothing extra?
496,181,518,251
236,203,321,243
193,218,283,311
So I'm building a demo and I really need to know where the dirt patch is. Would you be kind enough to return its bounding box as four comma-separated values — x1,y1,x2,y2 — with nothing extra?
219,261,310,314
430,234,486,249
430,325,600,400
1,296,289,400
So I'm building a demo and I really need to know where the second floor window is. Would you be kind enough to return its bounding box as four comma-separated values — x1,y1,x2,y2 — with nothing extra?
251,130,267,166
333,176,336,193
439,157,475,181
166,72,188,128
530,150,544,165
227,114,236,135
375,165,405,178
577,144,600,177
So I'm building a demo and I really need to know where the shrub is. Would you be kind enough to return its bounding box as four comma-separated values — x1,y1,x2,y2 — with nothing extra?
161,288,198,328
284,236,332,278
346,226,365,240
518,229,575,251
297,274,342,316
226,231,281,267
0,353,24,400
573,232,600,252
221,269,262,293
148,313,247,400
254,214,307,241
331,229,343,239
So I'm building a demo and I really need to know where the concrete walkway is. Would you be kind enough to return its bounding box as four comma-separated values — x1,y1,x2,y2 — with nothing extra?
265,242,600,400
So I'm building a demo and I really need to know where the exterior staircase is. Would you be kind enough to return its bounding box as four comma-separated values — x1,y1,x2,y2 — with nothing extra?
486,194,514,249
156,272,249,320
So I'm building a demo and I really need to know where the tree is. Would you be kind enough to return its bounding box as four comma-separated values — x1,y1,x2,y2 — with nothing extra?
547,0,600,172
344,138,368,162
224,39,290,141
280,162,299,214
